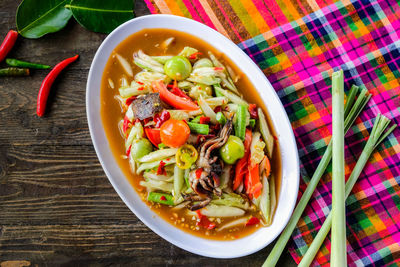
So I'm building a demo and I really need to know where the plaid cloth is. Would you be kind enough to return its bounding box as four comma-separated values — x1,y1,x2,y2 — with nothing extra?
144,0,400,265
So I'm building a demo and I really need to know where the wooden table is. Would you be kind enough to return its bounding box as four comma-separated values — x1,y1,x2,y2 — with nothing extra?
0,1,296,266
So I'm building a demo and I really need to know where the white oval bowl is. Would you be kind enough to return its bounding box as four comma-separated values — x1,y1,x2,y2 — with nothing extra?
86,14,299,259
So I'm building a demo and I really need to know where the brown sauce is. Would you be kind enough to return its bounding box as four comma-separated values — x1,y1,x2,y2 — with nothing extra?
100,29,281,240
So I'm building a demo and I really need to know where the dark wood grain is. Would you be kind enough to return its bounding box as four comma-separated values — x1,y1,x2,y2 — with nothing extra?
0,1,296,266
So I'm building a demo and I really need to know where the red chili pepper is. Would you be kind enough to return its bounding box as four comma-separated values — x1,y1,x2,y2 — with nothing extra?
138,87,144,91
214,106,222,113
170,80,191,100
154,110,170,127
209,123,221,134
157,161,166,175
195,168,203,179
125,96,136,106
188,52,202,60
196,210,216,230
160,195,167,201
126,145,132,156
199,116,210,124
245,217,260,226
123,115,131,133
0,30,18,62
137,81,144,85
214,67,224,71
36,55,79,117
248,104,258,119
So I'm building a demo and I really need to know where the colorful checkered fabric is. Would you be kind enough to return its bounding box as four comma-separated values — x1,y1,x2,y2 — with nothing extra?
144,0,400,265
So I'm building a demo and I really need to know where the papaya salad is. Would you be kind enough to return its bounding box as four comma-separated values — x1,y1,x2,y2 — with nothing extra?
102,29,279,239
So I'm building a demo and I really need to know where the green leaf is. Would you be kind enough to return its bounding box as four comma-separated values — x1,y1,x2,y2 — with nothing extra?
66,0,134,34
16,0,73,39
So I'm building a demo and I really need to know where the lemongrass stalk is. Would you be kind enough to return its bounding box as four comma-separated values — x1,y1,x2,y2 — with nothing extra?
299,115,396,266
331,70,346,267
263,82,370,267
344,85,358,118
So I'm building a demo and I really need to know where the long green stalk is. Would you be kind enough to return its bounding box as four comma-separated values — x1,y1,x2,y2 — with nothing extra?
263,84,370,266
331,70,346,267
299,115,396,266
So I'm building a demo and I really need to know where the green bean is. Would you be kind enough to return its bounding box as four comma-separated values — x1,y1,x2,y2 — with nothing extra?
0,67,30,77
234,105,247,140
191,115,202,123
187,122,209,135
6,58,51,69
147,192,175,206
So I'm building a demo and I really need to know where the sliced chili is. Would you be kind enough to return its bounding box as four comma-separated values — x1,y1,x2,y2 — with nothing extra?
214,106,222,113
0,30,18,62
248,104,258,119
196,210,216,230
199,116,210,124
157,160,167,175
125,96,136,106
123,115,131,134
245,216,260,226
126,145,132,156
195,168,203,179
36,55,79,117
170,80,191,100
188,52,202,60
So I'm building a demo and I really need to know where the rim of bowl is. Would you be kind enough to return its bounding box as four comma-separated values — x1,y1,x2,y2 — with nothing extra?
86,14,300,258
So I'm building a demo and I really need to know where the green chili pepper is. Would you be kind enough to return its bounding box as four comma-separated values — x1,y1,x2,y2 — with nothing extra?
0,67,30,77
6,58,51,69
148,192,175,206
176,144,198,169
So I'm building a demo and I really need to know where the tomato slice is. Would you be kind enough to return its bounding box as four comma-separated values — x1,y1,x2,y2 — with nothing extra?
144,128,162,147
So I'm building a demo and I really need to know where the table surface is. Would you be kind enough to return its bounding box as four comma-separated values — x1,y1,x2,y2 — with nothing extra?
0,1,296,266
